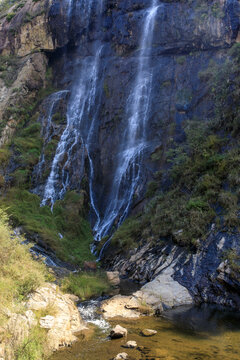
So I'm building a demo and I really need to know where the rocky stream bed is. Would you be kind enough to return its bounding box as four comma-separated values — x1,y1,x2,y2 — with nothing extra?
50,300,240,360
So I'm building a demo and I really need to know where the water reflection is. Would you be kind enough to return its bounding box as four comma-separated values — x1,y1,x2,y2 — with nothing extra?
163,304,240,335
51,304,240,360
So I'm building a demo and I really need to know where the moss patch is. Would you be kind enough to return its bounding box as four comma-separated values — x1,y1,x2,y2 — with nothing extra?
0,189,95,265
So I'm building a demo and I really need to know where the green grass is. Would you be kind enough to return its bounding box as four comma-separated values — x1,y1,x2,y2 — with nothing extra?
0,208,48,323
61,271,111,300
112,217,145,250
0,55,20,87
0,189,95,265
14,326,49,360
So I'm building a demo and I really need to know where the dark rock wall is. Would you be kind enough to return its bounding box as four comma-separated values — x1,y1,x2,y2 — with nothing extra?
39,0,239,212
31,0,240,306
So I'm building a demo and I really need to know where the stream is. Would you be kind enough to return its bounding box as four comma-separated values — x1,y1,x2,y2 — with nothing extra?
25,231,240,360
50,301,240,360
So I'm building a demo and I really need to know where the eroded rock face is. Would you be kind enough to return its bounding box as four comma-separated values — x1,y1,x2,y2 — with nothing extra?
0,52,48,146
134,264,193,310
105,232,240,310
1,283,86,359
0,0,69,56
33,0,240,207
106,271,121,287
27,283,86,351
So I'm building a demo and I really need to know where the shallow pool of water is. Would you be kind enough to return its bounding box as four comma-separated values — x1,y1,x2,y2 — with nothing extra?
50,304,240,360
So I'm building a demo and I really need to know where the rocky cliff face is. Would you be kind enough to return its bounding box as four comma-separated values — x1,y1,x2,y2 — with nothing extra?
40,0,239,210
0,0,240,310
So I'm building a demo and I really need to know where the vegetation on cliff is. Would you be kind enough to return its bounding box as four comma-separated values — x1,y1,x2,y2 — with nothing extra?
112,43,240,251
0,208,50,359
0,59,95,265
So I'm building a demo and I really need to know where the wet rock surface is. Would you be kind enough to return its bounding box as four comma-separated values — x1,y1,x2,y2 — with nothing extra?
141,329,157,337
123,340,137,348
105,231,240,310
101,295,142,319
110,324,128,339
32,0,240,207
113,353,128,360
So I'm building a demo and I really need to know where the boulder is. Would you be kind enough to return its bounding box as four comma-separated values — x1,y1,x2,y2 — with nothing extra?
101,295,141,318
110,325,128,339
39,315,55,329
113,353,128,360
141,329,157,337
27,283,86,351
134,261,193,310
122,340,137,348
106,271,120,286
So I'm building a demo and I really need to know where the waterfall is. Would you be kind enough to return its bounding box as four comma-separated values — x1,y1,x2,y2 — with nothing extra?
40,0,158,246
41,0,103,208
94,0,159,241
34,90,69,184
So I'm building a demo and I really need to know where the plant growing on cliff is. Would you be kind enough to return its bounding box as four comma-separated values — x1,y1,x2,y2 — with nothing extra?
0,189,95,265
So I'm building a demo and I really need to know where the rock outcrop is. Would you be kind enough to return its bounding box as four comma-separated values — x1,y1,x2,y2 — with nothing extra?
0,52,48,145
27,283,86,350
110,325,128,339
101,295,143,319
105,231,240,310
0,283,86,360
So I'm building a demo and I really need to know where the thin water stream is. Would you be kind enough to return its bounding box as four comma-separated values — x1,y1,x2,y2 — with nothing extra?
50,304,240,360
39,0,160,244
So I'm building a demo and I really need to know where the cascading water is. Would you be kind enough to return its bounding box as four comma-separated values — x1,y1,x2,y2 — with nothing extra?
34,90,69,184
78,299,110,331
40,0,158,248
94,0,159,242
41,0,103,208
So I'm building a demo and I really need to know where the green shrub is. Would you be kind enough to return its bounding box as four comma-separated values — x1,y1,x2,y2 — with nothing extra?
112,217,143,250
6,12,15,22
223,249,240,279
146,181,158,198
61,271,110,300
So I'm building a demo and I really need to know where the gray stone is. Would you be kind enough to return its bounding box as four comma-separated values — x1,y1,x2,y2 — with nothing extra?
113,353,128,360
110,325,128,339
141,329,157,337
123,340,137,348
106,271,120,286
